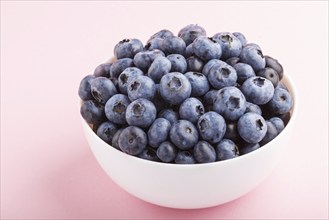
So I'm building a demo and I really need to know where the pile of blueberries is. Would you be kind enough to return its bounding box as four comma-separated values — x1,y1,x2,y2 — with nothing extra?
79,24,293,164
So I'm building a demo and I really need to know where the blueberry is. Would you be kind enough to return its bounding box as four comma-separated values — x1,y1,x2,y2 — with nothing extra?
118,126,147,155
167,54,187,73
212,32,242,60
244,43,262,50
147,56,171,83
257,67,279,87
277,81,289,91
267,88,293,114
114,38,144,59
80,100,105,125
111,128,124,149
179,97,205,124
133,49,165,72
105,94,130,124
239,46,265,72
197,111,226,144
259,120,278,146
147,118,171,148
178,24,207,46
175,151,196,164
138,147,160,162
93,63,112,77
110,58,134,78
241,76,274,105
127,75,156,101
96,121,118,144
125,98,157,128
213,86,247,121
186,56,204,72
161,36,186,55
184,43,194,58
193,141,216,163
216,139,239,161
153,84,169,112
159,72,191,105
158,108,179,125
118,67,144,94
78,75,95,101
269,117,285,134
202,59,222,76
224,121,243,144
184,71,210,97
208,61,238,89
232,32,247,46
237,112,267,144
145,37,163,50
192,36,222,61
233,63,256,84
265,55,284,80
157,141,178,163
148,29,174,41
245,102,262,115
225,57,240,66
90,77,117,104
277,112,291,126
203,90,218,106
239,143,260,155
170,120,199,150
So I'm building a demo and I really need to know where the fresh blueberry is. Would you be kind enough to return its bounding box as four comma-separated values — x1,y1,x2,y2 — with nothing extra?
241,76,274,105
110,58,134,78
170,120,199,150
212,32,242,60
175,151,196,164
267,88,293,114
105,94,130,124
90,77,117,104
245,102,262,115
225,57,240,66
148,29,174,41
186,56,204,72
147,118,171,148
80,100,105,125
269,117,285,134
277,112,291,126
114,38,143,59
216,139,239,161
244,43,261,50
78,75,95,101
93,63,112,77
203,90,218,106
147,56,172,83
178,24,207,46
239,46,265,72
127,75,156,101
237,112,268,143
161,36,186,55
167,54,187,73
158,108,179,125
184,43,194,58
239,143,260,155
133,49,165,72
192,36,222,61
257,67,279,87
193,141,216,163
145,37,163,50
213,86,247,121
118,67,144,94
179,97,205,124
184,71,210,97
118,126,147,155
138,147,160,162
259,120,278,146
277,81,289,91
265,55,284,80
224,121,243,144
125,98,157,128
202,59,222,76
233,63,256,84
197,111,226,144
156,141,178,163
232,32,247,46
111,128,124,149
208,61,238,89
159,72,191,105
96,121,118,144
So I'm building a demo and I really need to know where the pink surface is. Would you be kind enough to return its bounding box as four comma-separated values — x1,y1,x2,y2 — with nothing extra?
1,1,328,219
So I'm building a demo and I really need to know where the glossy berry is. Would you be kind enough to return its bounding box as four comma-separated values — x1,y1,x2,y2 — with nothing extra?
110,58,134,78
127,75,156,101
80,100,105,125
138,148,160,162
147,56,171,83
216,139,239,161
125,98,157,128
158,108,179,125
179,97,205,124
105,94,130,124
241,76,274,105
178,24,207,46
193,141,216,163
212,32,242,60
90,77,118,104
157,141,178,163
238,112,267,144
170,120,199,150
93,63,112,77
148,118,171,148
167,54,187,73
184,71,210,97
175,151,196,164
114,38,143,59
197,111,226,144
118,67,144,94
257,67,279,88
192,36,222,61
78,75,95,101
118,126,147,155
267,88,293,115
96,121,118,144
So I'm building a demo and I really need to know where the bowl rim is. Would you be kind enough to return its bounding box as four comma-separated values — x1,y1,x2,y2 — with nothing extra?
80,71,298,168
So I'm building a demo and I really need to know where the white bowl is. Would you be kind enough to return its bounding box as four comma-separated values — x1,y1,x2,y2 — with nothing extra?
80,73,298,209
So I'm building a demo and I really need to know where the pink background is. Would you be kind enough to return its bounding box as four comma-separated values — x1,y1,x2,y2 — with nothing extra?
1,1,328,219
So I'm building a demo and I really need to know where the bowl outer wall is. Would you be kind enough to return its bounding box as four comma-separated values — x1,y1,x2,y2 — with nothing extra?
80,73,298,209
